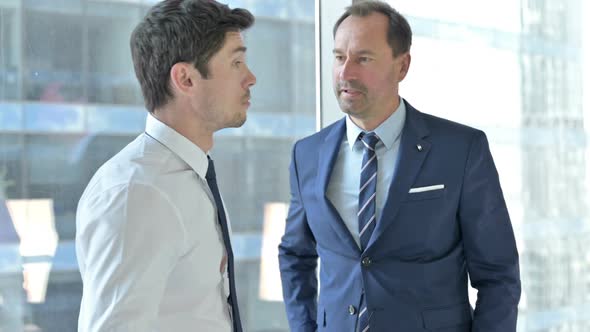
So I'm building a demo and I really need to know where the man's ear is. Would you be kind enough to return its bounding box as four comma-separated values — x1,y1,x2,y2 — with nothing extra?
170,62,201,95
397,53,411,82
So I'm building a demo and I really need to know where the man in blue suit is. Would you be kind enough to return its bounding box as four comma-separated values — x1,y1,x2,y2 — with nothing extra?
278,1,521,331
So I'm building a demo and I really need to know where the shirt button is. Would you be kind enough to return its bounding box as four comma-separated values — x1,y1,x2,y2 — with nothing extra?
362,256,372,267
348,305,357,315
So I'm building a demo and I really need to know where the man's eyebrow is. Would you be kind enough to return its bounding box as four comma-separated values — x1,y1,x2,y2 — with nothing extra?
356,50,376,56
232,46,247,54
332,49,376,56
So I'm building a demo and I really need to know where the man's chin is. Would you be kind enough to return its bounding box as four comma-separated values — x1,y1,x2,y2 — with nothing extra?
338,101,360,115
227,114,247,128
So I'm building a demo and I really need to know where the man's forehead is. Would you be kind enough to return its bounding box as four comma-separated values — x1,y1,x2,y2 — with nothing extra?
333,33,386,53
217,31,247,56
334,15,389,51
224,31,245,44
335,13,388,37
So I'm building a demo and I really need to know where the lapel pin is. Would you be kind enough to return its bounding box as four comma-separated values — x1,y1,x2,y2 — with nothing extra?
416,144,423,151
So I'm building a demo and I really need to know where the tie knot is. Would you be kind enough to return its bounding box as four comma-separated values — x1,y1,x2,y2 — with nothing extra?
205,156,216,181
360,132,380,150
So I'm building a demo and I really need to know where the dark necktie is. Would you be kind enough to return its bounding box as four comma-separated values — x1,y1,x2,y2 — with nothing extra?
357,132,380,332
358,132,380,251
205,156,242,332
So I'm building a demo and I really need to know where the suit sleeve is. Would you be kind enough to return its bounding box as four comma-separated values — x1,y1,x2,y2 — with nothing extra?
278,142,319,332
459,131,521,332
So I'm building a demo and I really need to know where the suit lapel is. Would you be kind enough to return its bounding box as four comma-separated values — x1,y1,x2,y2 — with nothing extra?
367,102,431,250
315,119,361,254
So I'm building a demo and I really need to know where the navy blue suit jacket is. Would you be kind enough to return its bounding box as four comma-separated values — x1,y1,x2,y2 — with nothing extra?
278,101,520,332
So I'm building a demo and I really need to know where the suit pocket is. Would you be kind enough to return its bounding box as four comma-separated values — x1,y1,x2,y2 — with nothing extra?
422,302,472,330
403,188,445,202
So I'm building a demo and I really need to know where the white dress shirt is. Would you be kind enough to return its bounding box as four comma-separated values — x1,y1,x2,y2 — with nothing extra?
327,99,406,247
76,114,232,332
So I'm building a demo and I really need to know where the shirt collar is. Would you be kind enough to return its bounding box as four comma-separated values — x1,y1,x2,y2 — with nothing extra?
345,98,406,150
145,113,208,179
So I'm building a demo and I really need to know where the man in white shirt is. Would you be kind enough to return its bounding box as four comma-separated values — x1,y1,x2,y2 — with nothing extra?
75,1,256,331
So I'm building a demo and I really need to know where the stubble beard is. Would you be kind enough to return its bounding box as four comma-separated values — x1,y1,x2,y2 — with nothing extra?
335,80,369,117
337,94,368,117
229,93,251,128
227,111,247,128
225,100,249,129
204,96,247,130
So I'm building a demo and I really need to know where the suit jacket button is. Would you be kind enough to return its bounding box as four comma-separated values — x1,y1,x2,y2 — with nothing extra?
348,305,357,315
362,256,372,267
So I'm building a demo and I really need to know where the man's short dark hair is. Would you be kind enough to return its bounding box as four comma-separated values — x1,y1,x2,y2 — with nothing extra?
333,0,412,57
130,0,254,113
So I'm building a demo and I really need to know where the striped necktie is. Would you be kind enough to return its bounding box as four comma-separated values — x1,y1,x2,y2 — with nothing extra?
358,132,380,251
205,156,242,332
357,132,380,332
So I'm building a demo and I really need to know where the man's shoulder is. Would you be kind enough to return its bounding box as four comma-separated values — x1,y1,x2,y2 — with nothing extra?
408,103,483,139
422,112,481,135
79,135,176,202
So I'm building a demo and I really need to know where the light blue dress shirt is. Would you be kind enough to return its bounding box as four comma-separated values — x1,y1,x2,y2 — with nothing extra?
327,99,406,248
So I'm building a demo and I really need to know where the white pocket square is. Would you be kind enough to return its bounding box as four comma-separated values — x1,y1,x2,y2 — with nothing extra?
408,184,445,193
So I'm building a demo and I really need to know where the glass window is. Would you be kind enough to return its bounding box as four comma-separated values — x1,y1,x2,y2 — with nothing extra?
24,7,84,103
0,0,315,331
0,5,20,101
86,2,143,105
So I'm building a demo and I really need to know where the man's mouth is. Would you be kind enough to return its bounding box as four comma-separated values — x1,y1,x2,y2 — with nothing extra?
340,88,362,96
242,91,251,104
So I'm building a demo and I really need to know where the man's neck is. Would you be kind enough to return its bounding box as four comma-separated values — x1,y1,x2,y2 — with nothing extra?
153,105,214,153
351,98,400,132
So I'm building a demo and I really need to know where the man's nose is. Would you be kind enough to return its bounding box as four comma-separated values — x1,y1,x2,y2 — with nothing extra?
339,59,357,81
245,67,256,87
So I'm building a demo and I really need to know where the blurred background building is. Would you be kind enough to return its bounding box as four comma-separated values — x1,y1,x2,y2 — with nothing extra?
1,0,314,330
518,0,590,330
1,0,589,331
